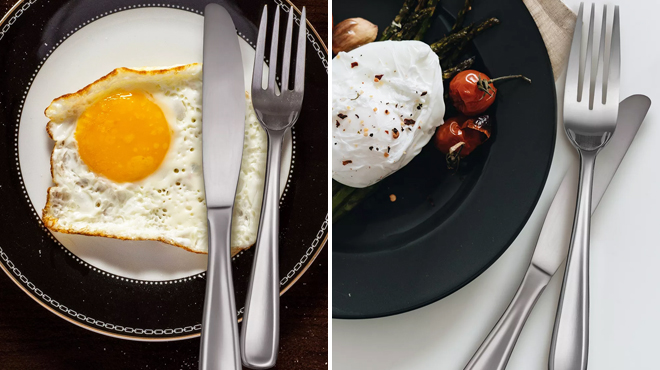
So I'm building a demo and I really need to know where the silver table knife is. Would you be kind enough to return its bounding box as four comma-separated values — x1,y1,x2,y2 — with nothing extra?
198,3,245,370
464,94,651,370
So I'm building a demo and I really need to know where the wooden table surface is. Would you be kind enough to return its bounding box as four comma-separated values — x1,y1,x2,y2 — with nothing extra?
0,1,328,369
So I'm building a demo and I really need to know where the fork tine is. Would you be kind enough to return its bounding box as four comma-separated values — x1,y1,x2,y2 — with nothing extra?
582,3,595,104
253,6,268,92
267,6,280,92
280,9,294,92
294,7,307,93
593,4,607,108
607,5,620,106
564,2,583,104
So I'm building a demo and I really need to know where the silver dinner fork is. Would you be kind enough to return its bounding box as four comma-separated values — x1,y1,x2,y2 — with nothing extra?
550,3,619,370
240,5,306,369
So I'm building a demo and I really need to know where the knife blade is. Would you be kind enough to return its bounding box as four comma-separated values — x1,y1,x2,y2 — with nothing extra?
534,94,650,276
202,3,245,209
199,3,245,370
464,94,652,370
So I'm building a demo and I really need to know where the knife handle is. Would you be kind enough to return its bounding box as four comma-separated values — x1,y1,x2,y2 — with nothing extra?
199,207,241,370
241,130,285,369
464,264,552,370
549,150,596,370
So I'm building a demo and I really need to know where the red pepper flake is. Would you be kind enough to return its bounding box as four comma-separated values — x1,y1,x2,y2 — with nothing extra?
374,74,384,82
373,107,377,112
351,62,358,68
384,153,389,158
335,121,340,128
385,130,389,134
337,113,347,119
385,110,390,115
404,119,416,126
389,194,397,202
421,91,427,96
342,160,352,165
392,128,399,139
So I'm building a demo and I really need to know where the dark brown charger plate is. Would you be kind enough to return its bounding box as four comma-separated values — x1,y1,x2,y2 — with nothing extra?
0,0,327,340
333,0,556,318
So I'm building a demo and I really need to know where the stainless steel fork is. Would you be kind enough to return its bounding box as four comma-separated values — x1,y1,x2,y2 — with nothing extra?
550,3,620,370
240,5,306,369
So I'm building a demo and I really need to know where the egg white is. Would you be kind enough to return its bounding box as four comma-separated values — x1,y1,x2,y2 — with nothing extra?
332,41,445,188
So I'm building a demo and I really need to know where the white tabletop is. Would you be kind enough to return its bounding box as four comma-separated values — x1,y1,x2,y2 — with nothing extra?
332,0,660,368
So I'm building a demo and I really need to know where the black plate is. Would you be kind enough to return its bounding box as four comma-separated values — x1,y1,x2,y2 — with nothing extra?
333,0,556,318
0,0,327,339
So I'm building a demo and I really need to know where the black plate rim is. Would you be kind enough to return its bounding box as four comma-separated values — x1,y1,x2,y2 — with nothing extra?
0,233,328,342
0,0,328,340
332,0,557,319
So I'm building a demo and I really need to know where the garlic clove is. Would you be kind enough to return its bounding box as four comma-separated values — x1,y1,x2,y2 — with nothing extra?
332,18,378,54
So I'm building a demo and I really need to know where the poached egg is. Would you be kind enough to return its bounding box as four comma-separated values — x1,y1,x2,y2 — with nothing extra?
332,40,445,188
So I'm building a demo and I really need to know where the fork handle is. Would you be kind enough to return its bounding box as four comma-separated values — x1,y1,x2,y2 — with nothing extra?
549,150,596,370
241,130,285,369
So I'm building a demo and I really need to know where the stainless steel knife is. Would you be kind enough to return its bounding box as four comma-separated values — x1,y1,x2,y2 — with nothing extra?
464,94,652,370
199,3,245,370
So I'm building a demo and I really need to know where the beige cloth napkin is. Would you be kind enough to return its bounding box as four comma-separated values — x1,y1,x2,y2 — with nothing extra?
523,0,577,79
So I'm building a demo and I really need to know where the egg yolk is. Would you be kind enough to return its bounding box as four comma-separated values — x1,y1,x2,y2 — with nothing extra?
75,91,171,182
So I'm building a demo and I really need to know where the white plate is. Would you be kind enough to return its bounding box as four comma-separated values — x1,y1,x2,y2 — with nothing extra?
19,8,293,280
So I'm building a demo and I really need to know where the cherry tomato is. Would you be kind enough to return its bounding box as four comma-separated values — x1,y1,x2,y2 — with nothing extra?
449,70,531,116
449,71,496,116
433,115,492,157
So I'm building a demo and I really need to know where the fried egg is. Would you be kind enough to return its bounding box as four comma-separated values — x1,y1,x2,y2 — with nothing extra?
332,40,445,188
42,63,267,255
